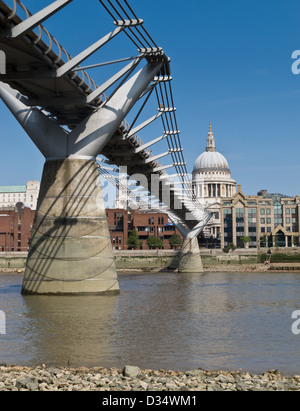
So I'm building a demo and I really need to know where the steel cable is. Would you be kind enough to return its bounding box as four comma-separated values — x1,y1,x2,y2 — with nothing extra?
98,0,205,216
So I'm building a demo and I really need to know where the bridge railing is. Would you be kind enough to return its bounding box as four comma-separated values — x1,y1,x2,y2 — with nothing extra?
0,0,100,98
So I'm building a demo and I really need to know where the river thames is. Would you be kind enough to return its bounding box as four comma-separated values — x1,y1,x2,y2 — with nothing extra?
1,271,300,375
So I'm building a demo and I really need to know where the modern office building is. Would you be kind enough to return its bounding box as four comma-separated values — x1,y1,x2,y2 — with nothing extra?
220,185,300,249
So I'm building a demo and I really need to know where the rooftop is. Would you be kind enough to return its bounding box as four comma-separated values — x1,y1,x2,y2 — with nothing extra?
0,186,26,193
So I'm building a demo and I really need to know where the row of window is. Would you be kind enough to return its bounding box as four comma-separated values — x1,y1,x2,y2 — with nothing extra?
137,226,168,233
112,236,122,244
148,217,165,225
224,207,298,215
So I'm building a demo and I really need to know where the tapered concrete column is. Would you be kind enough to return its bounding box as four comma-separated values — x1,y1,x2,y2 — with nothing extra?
21,159,119,295
178,236,203,273
165,211,211,274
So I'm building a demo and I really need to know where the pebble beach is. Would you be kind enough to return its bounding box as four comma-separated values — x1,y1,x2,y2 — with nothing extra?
1,365,300,391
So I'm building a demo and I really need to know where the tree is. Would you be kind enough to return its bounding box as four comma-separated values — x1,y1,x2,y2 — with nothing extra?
127,230,141,250
169,233,182,249
240,236,251,248
223,243,237,253
293,236,300,247
147,236,163,249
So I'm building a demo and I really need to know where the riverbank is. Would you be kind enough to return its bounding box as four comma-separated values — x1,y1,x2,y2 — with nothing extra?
2,249,300,273
0,365,300,391
1,262,300,275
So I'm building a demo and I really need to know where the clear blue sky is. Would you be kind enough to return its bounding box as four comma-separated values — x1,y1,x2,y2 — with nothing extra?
1,0,300,198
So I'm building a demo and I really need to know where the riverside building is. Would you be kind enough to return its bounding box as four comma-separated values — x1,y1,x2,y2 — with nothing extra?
220,185,300,249
0,181,40,210
106,208,182,250
0,203,35,252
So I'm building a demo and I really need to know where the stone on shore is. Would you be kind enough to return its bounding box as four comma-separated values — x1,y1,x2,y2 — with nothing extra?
122,365,141,378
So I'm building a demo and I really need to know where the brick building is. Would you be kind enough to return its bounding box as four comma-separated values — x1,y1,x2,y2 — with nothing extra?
106,208,183,250
0,205,182,253
0,203,35,252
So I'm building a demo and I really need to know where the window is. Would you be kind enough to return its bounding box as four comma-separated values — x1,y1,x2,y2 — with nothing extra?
286,208,290,214
286,218,290,224
260,209,265,215
248,208,257,214
223,209,232,215
260,218,265,224
266,209,271,215
267,218,271,224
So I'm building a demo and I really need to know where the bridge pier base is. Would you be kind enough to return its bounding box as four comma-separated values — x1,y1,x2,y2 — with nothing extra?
21,158,119,295
178,237,204,273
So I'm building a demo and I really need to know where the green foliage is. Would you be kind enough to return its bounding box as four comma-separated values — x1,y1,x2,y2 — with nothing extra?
240,236,251,243
127,230,141,249
147,236,164,249
169,234,182,249
259,253,300,263
223,243,237,253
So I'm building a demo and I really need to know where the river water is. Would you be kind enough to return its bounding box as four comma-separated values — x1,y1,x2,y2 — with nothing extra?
1,271,300,375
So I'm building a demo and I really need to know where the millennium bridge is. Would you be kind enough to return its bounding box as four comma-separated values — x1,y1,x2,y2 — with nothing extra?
0,0,211,294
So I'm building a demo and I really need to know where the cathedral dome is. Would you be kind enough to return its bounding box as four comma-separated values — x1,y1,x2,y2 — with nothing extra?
193,123,230,173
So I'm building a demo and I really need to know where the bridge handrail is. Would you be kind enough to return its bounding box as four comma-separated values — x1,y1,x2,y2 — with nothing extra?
0,0,100,99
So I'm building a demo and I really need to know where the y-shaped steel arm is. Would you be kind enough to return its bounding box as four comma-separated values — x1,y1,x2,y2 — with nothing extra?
0,61,163,160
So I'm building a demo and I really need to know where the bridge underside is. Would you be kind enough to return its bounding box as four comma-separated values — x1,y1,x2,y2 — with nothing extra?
0,0,206,294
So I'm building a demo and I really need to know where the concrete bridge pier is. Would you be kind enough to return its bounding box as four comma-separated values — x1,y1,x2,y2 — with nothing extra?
178,236,203,273
21,158,119,295
167,213,212,274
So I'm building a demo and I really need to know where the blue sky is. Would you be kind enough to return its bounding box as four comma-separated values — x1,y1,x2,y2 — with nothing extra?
1,0,300,198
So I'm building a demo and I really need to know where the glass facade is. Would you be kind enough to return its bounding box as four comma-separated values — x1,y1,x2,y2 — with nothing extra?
223,209,233,246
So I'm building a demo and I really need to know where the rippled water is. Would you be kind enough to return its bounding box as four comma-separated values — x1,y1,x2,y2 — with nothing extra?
1,271,300,374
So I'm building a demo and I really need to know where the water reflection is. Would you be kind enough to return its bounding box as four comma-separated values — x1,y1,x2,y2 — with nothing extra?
1,272,300,374
22,294,119,367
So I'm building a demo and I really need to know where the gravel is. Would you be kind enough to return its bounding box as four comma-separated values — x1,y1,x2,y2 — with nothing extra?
0,365,300,391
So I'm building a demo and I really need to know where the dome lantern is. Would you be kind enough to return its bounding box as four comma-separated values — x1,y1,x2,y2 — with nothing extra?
193,123,230,174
